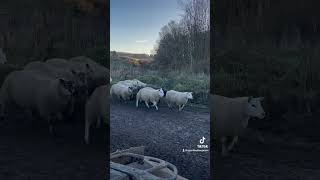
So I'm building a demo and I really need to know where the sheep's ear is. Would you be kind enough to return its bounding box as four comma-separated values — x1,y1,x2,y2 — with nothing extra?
259,97,265,101
248,96,253,102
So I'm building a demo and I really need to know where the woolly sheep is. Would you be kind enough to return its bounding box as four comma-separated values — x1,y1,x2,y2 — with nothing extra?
69,56,110,95
46,58,71,69
25,61,90,117
0,70,74,135
165,90,193,111
136,87,164,110
26,60,89,84
118,79,147,99
117,80,136,88
84,84,109,144
211,94,265,156
45,59,92,85
110,83,134,101
131,79,147,88
118,79,146,89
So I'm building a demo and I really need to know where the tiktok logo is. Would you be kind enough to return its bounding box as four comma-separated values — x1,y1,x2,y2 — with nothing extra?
197,136,208,149
200,137,205,144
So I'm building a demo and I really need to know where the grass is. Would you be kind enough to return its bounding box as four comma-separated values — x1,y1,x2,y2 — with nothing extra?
111,56,209,105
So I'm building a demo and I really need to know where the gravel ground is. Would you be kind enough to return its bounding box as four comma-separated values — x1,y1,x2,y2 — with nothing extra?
0,115,108,180
213,116,320,180
110,100,210,180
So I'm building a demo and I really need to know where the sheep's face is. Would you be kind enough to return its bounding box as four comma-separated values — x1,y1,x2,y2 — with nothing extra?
138,82,147,87
186,92,193,99
158,88,164,97
128,86,134,94
58,78,74,98
133,79,146,88
128,81,139,88
246,97,265,119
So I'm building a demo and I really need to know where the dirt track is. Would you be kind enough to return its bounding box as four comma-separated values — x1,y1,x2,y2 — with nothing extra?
213,114,320,180
0,115,108,180
110,101,210,180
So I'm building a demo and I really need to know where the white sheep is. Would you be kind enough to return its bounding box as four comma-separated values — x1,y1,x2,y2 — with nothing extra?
46,58,71,69
69,56,110,95
118,80,137,88
136,87,164,110
0,70,74,135
26,61,86,82
118,79,146,89
84,84,109,144
25,61,90,117
211,94,265,156
118,79,147,99
131,79,147,88
45,57,94,89
110,83,133,101
165,90,193,111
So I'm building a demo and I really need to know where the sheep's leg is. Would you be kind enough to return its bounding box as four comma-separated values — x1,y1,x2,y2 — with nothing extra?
179,104,185,111
144,101,150,108
221,136,228,156
136,98,139,107
167,103,171,108
47,115,56,136
96,116,101,128
84,117,91,144
124,95,129,102
227,136,238,151
152,101,158,110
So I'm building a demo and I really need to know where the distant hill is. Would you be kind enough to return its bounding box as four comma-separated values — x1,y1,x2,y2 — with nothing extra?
111,51,154,65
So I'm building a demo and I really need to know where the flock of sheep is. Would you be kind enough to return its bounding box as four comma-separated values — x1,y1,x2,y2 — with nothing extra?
110,78,268,157
0,56,110,144
110,79,194,111
0,53,268,155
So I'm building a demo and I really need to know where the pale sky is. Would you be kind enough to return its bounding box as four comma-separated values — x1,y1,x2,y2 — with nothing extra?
110,0,184,54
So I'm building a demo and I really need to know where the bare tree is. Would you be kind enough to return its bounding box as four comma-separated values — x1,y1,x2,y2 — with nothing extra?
154,0,210,73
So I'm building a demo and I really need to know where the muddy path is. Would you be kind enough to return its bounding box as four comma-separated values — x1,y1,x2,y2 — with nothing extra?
0,115,108,180
213,115,320,180
110,100,210,180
